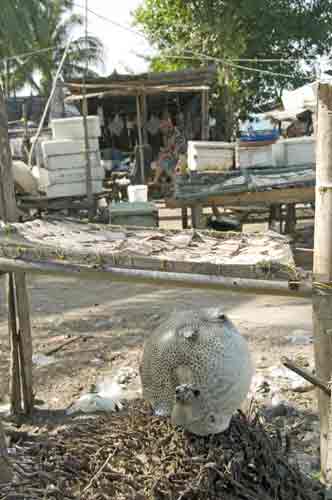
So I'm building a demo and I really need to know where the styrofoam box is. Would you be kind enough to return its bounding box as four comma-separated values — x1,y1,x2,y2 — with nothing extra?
38,166,104,189
42,139,100,171
51,116,101,140
43,180,104,199
31,133,52,168
236,143,273,168
272,137,316,166
128,185,148,203
188,141,235,172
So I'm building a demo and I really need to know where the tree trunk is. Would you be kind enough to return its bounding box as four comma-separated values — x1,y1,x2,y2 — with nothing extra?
0,420,12,483
0,87,34,415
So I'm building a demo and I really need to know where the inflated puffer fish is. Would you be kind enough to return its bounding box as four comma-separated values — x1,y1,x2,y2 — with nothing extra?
140,308,254,436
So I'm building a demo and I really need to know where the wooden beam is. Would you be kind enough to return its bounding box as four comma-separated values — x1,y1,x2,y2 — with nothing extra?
0,88,33,416
66,85,211,101
312,83,332,483
166,186,315,209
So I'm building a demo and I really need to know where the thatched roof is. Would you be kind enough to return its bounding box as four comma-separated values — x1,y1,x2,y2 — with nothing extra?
65,66,217,101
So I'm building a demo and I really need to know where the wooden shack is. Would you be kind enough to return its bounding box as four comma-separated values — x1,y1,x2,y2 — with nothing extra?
65,67,217,185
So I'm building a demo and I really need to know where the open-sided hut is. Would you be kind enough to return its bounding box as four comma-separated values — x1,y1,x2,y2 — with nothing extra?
65,67,217,184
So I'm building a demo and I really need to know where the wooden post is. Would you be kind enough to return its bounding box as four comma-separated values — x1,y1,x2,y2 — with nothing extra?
136,94,145,185
0,420,12,484
201,89,209,141
141,93,148,145
312,83,332,483
0,88,33,415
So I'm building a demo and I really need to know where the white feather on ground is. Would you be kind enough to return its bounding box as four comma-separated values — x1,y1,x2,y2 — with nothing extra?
66,379,123,415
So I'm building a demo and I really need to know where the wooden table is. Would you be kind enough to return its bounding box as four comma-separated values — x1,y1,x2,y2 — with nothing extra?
167,164,316,230
169,185,315,230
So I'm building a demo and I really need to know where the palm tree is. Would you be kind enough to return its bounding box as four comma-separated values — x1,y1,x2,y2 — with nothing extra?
0,0,104,97
0,0,33,96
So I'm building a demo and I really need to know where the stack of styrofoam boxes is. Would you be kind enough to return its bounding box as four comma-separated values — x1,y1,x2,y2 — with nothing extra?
188,141,235,172
37,116,104,199
272,137,316,167
236,142,274,169
236,136,316,169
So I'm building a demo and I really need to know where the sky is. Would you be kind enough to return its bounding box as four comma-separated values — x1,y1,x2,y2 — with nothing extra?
73,0,154,75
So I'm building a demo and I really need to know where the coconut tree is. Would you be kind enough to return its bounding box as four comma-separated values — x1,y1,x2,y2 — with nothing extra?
0,0,104,97
0,0,34,96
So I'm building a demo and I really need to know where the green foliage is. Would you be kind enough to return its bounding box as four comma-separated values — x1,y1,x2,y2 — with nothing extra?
134,0,332,135
0,0,104,97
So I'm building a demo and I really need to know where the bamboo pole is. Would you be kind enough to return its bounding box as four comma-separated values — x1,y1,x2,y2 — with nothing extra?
312,83,332,482
136,94,145,185
282,356,331,396
82,0,94,220
0,88,33,416
0,257,313,298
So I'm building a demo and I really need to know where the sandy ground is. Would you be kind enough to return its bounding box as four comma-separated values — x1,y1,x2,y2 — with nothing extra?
0,215,321,476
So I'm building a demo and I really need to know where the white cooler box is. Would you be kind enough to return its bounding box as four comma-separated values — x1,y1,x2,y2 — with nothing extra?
272,137,316,166
188,141,235,172
41,139,100,170
35,165,104,199
51,116,101,140
38,138,104,198
236,142,274,168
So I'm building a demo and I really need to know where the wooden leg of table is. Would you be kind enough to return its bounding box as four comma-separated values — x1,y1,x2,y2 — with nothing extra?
8,274,21,415
269,205,277,230
212,204,221,218
269,205,282,233
191,205,204,229
8,272,34,415
285,203,296,234
15,273,33,414
181,208,188,229
276,205,282,233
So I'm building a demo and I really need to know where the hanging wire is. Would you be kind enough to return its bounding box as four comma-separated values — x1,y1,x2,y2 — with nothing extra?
28,38,73,167
0,46,56,65
73,2,147,40
178,49,309,79
72,2,315,80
